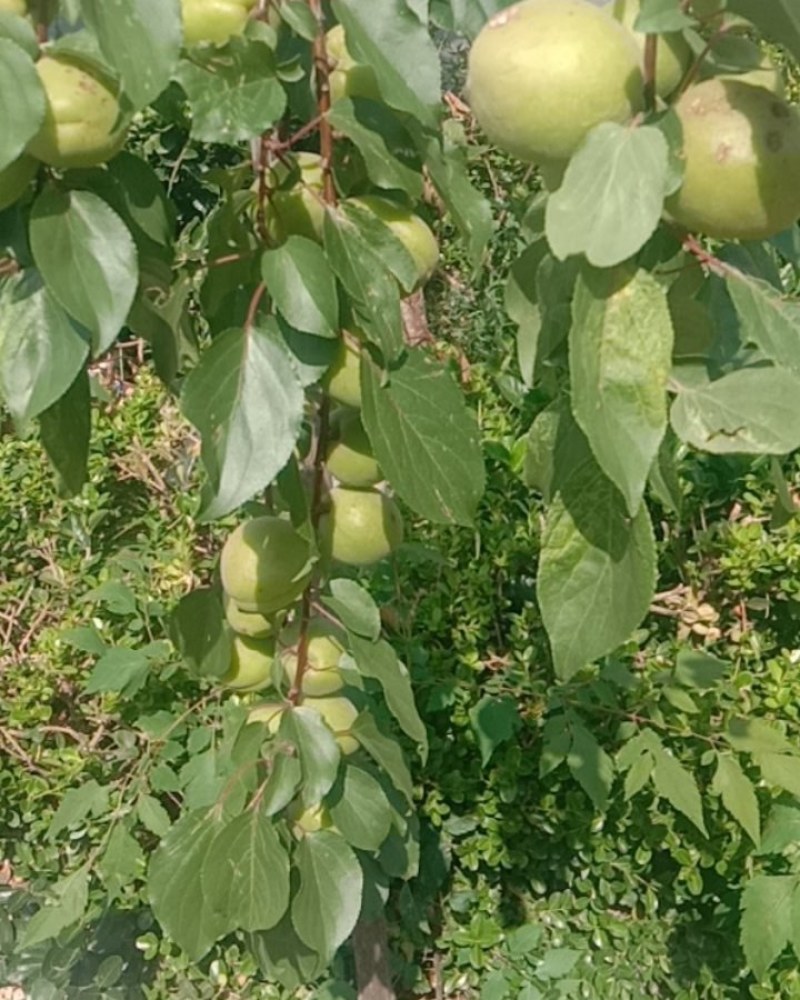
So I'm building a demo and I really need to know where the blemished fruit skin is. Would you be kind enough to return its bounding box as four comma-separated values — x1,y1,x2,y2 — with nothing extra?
326,24,381,104
181,0,256,46
305,696,359,755
0,155,37,212
326,411,382,488
612,0,691,98
247,700,286,733
220,516,313,615
281,619,346,696
466,0,644,164
27,56,127,169
348,195,439,288
256,152,325,244
666,80,800,242
221,635,275,691
324,337,362,409
319,487,404,568
701,37,785,98
0,0,26,14
223,592,281,639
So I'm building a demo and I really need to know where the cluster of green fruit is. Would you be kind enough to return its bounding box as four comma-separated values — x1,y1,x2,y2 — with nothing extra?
467,0,800,241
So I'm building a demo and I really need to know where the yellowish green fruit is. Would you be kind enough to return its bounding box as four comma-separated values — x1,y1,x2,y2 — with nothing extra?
305,695,359,755
666,79,800,241
220,516,313,614
319,487,404,568
253,152,325,244
348,195,439,288
326,411,381,488
612,0,692,98
221,635,275,691
181,0,256,45
27,56,127,169
286,799,332,834
0,155,37,212
223,592,281,639
0,0,26,13
701,36,785,97
326,24,380,104
323,336,362,409
466,0,644,164
247,700,287,733
281,619,346,696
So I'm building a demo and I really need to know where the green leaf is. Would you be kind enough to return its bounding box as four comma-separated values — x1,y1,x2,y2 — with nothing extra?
137,794,171,838
726,717,793,755
727,0,800,64
740,875,795,981
39,368,91,496
182,323,304,520
250,913,328,990
350,712,414,802
339,200,420,295
261,237,339,339
204,811,290,933
674,649,728,689
480,969,509,1000
261,751,303,817
712,754,760,847
98,825,144,896
170,587,232,679
760,804,800,856
362,350,485,526
537,418,656,679
81,0,181,109
570,266,673,515
322,579,381,642
148,810,228,961
468,696,520,768
726,273,800,376
349,635,427,753
331,0,441,129
47,780,110,840
540,714,570,778
759,754,800,800
29,187,138,356
523,403,561,501
280,706,341,807
174,39,287,143
536,948,581,979
0,38,44,171
19,865,90,949
0,11,39,58
546,124,669,268
567,720,614,812
329,764,394,851
505,243,546,388
292,830,363,958
671,367,800,455
84,648,149,695
0,272,89,424
328,98,423,199
635,0,693,30
652,746,707,836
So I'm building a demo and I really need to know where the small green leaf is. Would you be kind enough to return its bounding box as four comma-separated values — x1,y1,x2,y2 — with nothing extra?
674,649,728,689
323,579,381,641
261,237,339,339
261,751,303,818
760,803,800,856
652,746,707,836
349,635,427,753
727,272,800,376
329,765,394,851
758,754,800,800
98,825,144,896
280,706,341,807
84,648,150,695
0,38,44,170
740,875,796,981
712,754,760,847
137,794,171,837
540,715,570,778
567,721,614,812
350,712,414,802
48,781,110,840
170,588,232,679
19,865,90,949
468,696,520,768
726,718,793,755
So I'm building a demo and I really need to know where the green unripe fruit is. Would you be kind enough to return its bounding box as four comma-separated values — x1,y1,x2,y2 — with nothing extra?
666,80,800,241
324,336,362,409
466,0,643,164
221,635,275,691
0,155,37,212
305,695,359,755
319,487,404,567
612,0,691,99
0,0,26,14
326,24,380,104
348,195,439,288
247,700,286,733
223,592,282,639
27,56,127,169
326,411,381,488
254,152,325,244
286,799,332,834
701,36,785,97
220,516,313,615
181,0,256,46
281,619,346,696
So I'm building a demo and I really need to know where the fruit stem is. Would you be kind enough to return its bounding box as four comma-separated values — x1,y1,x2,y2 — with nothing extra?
308,0,337,206
643,34,658,114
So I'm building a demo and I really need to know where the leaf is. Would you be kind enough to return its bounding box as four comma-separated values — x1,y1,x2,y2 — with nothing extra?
137,794,171,838
759,754,800,800
19,865,90,949
148,810,228,961
726,273,800,376
362,350,485,526
0,272,89,424
280,707,341,807
429,0,515,38
635,0,693,30
84,648,150,695
349,635,427,753
339,200,420,295
712,754,760,847
81,0,181,109
570,266,673,515
0,38,44,171
726,717,793,756
170,588,232,679
182,323,304,521
29,187,138,356
250,913,328,990
98,825,144,896
537,418,656,679
567,721,614,812
322,580,381,641
39,368,91,496
727,0,800,65
674,648,728,689
671,367,800,456
174,39,287,143
291,831,363,959
536,948,581,979
350,712,414,803
261,751,303,817
760,803,800,856
48,781,110,841
203,811,290,933
524,403,561,501
740,875,795,981
468,696,520,767
0,11,39,58
329,764,394,851
539,715,570,778
505,244,546,388
261,237,339,339
480,969,509,1000
546,124,669,268
652,746,707,836
331,0,441,129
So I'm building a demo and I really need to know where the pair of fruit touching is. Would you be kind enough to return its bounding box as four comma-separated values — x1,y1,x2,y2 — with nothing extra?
466,0,800,242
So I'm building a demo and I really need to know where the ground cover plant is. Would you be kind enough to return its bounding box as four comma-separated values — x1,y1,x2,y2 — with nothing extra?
2,0,800,997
